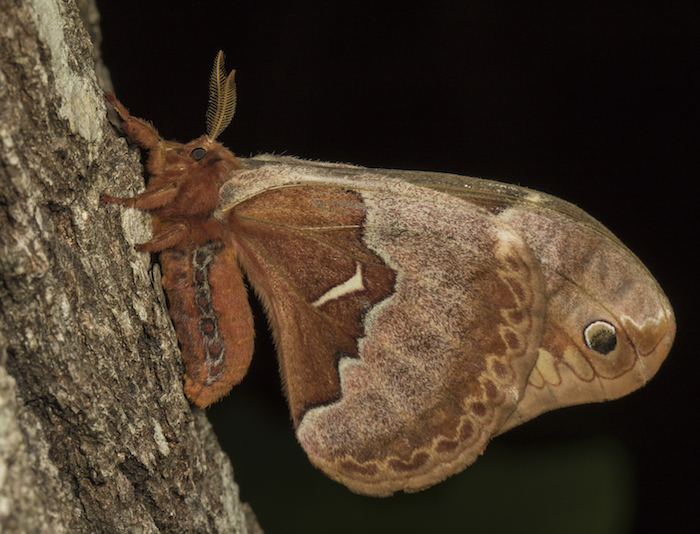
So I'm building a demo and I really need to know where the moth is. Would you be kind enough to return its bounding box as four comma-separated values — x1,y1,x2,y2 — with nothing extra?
102,51,675,496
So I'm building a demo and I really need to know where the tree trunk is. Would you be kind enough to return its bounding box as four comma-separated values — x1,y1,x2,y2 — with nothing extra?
0,1,262,532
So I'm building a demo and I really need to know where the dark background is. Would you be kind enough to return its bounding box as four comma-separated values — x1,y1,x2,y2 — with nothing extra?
98,2,698,533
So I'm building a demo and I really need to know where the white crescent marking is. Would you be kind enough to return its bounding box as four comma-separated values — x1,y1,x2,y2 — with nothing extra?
311,263,364,308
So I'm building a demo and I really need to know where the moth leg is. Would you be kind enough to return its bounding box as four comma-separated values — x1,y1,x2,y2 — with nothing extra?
105,92,162,151
101,182,178,210
136,222,189,252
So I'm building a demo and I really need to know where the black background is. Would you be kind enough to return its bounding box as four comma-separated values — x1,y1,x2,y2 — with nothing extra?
98,2,698,533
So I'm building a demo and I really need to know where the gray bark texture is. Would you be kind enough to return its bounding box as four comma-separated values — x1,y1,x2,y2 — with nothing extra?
0,0,262,532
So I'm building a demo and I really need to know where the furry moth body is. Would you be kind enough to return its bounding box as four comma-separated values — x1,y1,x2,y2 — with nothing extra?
102,51,675,496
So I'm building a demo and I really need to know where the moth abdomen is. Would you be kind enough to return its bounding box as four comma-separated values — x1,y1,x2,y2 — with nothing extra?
160,244,254,408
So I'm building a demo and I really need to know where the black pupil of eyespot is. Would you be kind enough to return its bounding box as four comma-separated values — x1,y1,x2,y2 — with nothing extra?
191,148,206,160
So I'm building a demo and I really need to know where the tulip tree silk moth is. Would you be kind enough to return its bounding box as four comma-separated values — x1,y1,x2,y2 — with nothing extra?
102,51,675,496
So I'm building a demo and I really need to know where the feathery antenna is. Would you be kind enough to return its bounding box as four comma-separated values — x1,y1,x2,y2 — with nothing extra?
206,51,237,140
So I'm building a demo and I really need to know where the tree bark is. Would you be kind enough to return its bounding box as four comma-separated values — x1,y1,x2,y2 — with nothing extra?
0,1,262,532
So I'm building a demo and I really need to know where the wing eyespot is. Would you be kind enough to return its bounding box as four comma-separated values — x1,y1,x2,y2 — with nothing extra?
583,321,618,355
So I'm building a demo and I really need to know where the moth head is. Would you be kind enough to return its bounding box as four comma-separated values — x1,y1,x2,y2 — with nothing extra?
169,134,242,187
178,136,219,163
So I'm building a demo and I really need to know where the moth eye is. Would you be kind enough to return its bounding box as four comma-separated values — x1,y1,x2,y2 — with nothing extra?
191,147,207,161
583,321,618,355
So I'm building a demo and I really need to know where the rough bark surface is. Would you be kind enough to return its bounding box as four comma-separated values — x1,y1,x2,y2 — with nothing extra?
0,1,262,532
